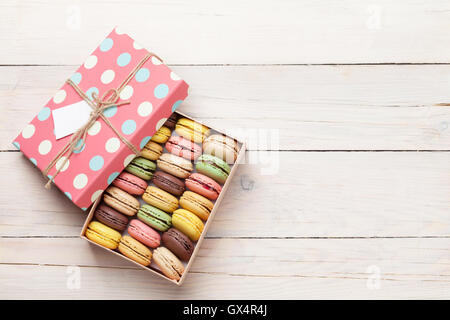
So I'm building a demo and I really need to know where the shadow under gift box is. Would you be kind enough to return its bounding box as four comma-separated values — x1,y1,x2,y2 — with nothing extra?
80,111,246,285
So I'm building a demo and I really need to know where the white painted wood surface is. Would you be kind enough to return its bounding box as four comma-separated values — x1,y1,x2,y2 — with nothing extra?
1,0,450,64
1,152,449,238
1,238,449,299
0,0,449,299
2,65,450,151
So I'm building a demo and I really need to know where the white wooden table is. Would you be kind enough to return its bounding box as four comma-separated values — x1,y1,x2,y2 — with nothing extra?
0,0,449,299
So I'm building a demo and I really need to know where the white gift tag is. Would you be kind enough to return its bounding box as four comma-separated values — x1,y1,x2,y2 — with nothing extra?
52,100,92,139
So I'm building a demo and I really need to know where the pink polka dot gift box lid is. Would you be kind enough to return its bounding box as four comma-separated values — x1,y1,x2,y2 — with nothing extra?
12,27,189,210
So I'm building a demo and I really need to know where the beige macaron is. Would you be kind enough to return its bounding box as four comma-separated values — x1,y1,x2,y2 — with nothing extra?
203,134,239,164
103,186,140,216
153,247,185,281
157,153,193,179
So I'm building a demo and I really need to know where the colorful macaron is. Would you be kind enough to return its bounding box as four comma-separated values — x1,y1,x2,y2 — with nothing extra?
165,136,202,161
118,235,152,266
152,171,186,197
128,219,161,248
137,204,172,232
151,126,171,144
185,173,222,201
195,154,230,184
179,191,214,221
203,134,239,164
141,140,163,161
125,157,156,180
103,186,140,216
157,153,193,179
112,172,148,196
162,228,194,261
85,221,121,250
94,204,129,231
172,209,204,241
153,247,185,281
142,186,179,213
163,113,178,130
175,118,210,143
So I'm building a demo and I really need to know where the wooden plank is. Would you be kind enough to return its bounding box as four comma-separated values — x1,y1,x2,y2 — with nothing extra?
2,0,449,301
4,265,448,299
1,152,448,237
0,238,448,299
2,65,450,151
1,0,450,64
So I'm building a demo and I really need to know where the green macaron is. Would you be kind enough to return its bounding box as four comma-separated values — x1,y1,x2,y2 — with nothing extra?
125,157,156,180
137,204,172,232
195,154,230,184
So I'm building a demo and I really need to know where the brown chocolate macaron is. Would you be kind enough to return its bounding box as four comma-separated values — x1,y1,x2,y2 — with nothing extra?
94,204,129,231
152,171,186,197
164,113,178,130
162,228,194,261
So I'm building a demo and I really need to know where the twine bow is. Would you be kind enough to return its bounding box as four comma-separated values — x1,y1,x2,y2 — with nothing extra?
43,52,160,189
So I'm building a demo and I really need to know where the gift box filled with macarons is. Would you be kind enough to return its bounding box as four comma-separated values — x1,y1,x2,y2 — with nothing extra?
12,27,245,285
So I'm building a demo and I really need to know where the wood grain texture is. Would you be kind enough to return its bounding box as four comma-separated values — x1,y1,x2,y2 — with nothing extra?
1,152,448,238
1,0,449,300
2,65,450,151
1,0,450,64
0,238,448,299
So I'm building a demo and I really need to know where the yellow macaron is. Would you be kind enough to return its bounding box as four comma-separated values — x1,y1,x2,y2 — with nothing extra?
141,140,163,161
151,126,171,144
85,221,121,249
142,186,179,213
175,118,210,143
172,209,204,241
118,235,152,266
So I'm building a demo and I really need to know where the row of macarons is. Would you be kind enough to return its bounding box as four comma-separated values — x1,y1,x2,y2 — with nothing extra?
86,182,209,281
85,114,238,280
115,113,238,205
122,112,238,199
86,211,192,281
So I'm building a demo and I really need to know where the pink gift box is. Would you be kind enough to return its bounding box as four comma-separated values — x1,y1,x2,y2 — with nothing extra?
12,28,189,210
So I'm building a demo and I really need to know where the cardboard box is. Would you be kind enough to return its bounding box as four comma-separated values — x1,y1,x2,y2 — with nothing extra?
80,111,246,285
13,28,244,285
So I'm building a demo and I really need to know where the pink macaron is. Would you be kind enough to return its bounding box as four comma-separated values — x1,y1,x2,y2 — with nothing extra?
185,173,222,200
112,172,148,196
128,219,161,248
165,136,202,161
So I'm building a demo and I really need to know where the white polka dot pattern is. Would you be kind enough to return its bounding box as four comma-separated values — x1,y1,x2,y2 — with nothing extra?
13,28,188,209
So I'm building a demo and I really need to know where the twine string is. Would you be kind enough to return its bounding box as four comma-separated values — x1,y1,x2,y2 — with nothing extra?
43,52,157,189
